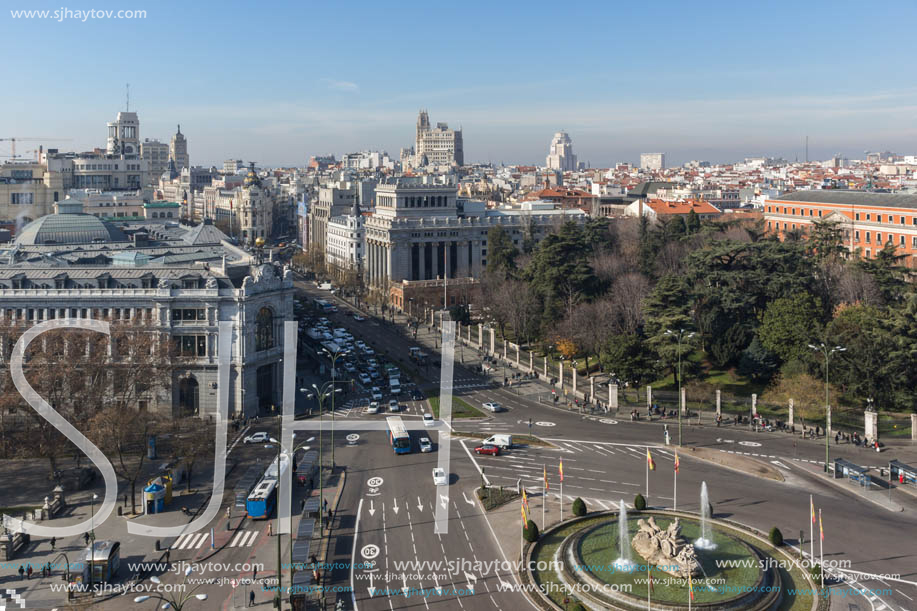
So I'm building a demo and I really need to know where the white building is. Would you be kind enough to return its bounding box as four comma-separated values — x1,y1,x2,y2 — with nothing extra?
170,125,189,170
546,131,577,171
325,199,364,273
141,139,170,185
640,153,666,171
402,110,464,168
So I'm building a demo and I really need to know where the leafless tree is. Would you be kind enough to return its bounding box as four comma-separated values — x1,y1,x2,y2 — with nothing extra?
170,419,215,493
609,272,650,334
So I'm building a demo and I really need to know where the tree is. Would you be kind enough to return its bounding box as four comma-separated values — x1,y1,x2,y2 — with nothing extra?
769,527,784,547
808,219,847,263
572,497,587,517
737,337,778,381
857,241,909,304
90,406,159,514
523,520,540,542
526,222,597,325
878,293,917,410
600,334,657,389
685,208,701,234
643,274,694,387
825,304,890,405
761,372,837,421
485,225,518,276
757,292,821,365
170,420,215,493
634,493,646,511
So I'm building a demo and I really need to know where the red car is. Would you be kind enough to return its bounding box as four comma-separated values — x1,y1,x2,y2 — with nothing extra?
474,444,500,456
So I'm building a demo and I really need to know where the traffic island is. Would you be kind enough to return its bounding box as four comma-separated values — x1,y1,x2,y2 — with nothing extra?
525,510,822,611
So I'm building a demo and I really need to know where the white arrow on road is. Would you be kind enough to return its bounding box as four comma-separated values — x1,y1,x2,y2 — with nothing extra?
464,571,478,590
392,497,400,515
416,496,424,512
368,500,375,517
367,572,375,597
462,491,475,507
402,573,409,596
440,494,449,510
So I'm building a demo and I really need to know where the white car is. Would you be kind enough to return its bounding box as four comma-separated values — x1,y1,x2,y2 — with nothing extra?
388,400,400,412
371,387,383,401
423,413,435,427
359,373,371,385
367,401,380,414
419,437,433,453
432,467,447,486
482,402,503,413
364,347,375,356
243,432,269,444
353,314,365,321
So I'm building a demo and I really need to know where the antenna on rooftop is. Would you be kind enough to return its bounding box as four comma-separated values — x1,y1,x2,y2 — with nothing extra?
805,135,808,163
125,83,130,112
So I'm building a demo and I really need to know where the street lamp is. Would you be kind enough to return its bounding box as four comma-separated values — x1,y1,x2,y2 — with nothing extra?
299,387,314,415
311,381,342,537
665,329,695,446
135,566,208,610
808,343,846,472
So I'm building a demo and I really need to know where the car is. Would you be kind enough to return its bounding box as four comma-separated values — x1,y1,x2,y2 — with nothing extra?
356,340,366,348
353,314,365,321
423,413,435,427
371,387,383,401
345,363,357,373
388,399,400,412
370,370,382,380
474,443,500,456
419,437,433,453
367,401,380,414
482,402,503,413
411,389,424,401
363,347,375,356
432,467,447,486
359,373,371,385
243,432,269,444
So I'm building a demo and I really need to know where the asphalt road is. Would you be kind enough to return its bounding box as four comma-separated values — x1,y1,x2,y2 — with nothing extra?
298,281,917,611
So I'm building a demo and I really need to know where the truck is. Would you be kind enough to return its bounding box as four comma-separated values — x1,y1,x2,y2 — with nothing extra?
318,282,333,291
483,434,513,449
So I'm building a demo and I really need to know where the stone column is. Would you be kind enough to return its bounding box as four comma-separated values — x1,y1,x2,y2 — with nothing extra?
502,339,507,359
911,414,917,441
610,384,618,411
529,351,534,373
572,367,577,397
788,399,794,427
489,328,495,354
590,376,595,403
478,323,483,348
864,410,878,441
751,393,757,417
457,241,469,277
715,389,722,418
827,405,832,437
647,385,652,409
418,242,426,280
515,344,520,366
543,356,548,377
559,362,564,390
680,387,686,415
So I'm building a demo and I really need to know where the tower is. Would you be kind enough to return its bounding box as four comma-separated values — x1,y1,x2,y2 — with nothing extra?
106,111,141,158
170,125,189,170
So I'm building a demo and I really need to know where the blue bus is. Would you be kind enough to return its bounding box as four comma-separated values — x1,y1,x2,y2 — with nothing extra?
387,416,411,454
246,454,289,519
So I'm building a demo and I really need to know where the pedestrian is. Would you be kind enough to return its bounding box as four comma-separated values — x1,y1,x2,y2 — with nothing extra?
835,433,839,445
327,508,333,524
300,498,305,512
312,568,320,583
267,522,272,537
249,590,255,607
18,566,24,580
26,566,32,580
50,536,56,551
253,566,257,580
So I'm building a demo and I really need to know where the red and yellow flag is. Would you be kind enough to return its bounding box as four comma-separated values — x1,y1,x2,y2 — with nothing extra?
688,572,694,601
647,448,656,471
522,486,530,513
559,459,564,482
543,464,549,491
819,509,824,542
521,501,528,528
810,496,815,525
674,450,680,474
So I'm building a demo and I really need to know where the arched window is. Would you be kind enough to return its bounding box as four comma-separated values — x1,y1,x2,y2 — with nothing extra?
255,307,274,351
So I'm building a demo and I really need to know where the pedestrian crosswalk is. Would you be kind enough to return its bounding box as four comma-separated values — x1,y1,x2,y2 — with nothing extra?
0,588,26,610
228,530,260,548
171,531,212,550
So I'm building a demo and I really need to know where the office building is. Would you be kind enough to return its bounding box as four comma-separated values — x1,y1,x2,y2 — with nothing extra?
546,131,577,171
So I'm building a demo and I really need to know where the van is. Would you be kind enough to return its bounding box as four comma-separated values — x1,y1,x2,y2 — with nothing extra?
483,434,512,449
318,282,333,290
389,380,401,395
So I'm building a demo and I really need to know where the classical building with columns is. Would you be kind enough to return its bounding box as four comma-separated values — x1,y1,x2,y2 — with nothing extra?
364,177,586,308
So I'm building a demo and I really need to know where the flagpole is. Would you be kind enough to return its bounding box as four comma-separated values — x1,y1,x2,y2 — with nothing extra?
543,464,547,531
819,509,824,589
809,495,814,561
647,563,651,610
674,467,677,511
688,574,692,611
646,449,650,503
560,478,564,520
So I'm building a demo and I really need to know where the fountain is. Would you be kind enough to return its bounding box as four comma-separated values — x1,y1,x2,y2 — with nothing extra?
612,500,636,572
695,481,717,550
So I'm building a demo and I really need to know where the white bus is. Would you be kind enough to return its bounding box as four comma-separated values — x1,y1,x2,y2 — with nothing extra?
386,416,411,454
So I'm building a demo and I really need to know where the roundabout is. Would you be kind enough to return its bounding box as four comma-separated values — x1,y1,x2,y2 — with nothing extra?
525,502,820,611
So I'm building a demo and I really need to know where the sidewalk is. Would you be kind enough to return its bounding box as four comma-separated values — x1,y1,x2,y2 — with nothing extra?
791,460,908,513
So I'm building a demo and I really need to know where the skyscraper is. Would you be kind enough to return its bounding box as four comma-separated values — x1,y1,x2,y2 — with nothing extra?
404,110,463,167
640,153,666,171
170,124,189,170
546,131,577,171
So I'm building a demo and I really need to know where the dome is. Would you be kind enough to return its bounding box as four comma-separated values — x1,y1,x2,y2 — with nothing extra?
15,211,128,245
243,162,261,189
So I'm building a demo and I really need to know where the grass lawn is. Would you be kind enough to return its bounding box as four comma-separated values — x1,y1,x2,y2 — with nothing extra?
651,350,767,397
428,394,485,419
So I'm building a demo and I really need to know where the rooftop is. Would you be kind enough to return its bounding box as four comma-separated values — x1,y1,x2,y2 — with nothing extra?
769,190,917,209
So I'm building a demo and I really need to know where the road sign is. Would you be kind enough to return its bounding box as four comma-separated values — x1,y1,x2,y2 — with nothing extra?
367,476,384,487
535,421,556,427
361,544,380,560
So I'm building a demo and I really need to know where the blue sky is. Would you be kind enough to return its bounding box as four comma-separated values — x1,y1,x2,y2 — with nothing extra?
3,0,916,166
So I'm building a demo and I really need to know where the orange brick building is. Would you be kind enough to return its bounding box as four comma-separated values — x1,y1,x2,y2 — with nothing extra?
764,191,917,267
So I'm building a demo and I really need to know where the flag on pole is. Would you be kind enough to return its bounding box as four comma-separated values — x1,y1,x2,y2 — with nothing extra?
648,570,655,594
647,449,656,471
559,459,564,482
543,464,549,491
819,510,824,541
521,501,528,528
522,487,530,512
810,496,815,524
674,450,680,473
688,572,695,601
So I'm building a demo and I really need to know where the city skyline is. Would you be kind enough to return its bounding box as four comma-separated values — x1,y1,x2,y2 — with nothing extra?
3,0,917,166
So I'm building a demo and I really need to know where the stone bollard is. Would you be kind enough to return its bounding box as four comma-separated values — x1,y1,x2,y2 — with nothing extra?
912,414,917,441
609,384,618,411
715,389,721,418
680,387,687,416
788,399,794,428
751,393,757,418
647,385,652,410
864,410,878,441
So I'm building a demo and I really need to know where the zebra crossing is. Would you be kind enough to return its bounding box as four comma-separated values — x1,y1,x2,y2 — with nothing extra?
170,529,260,551
0,589,25,611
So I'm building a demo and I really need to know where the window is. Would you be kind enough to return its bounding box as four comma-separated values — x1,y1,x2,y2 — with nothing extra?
255,307,274,351
866,214,871,221
11,193,34,205
877,215,883,223
900,235,905,246
855,231,860,241
876,233,882,244
865,232,871,243
818,211,822,217
912,236,917,248
176,335,207,357
855,213,860,221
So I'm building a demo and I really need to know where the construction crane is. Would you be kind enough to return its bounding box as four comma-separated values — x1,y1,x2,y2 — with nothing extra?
0,138,72,159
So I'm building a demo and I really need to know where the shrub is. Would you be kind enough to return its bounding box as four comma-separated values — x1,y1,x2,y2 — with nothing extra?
634,493,646,511
769,527,783,546
523,520,539,543
572,497,587,517
570,604,586,611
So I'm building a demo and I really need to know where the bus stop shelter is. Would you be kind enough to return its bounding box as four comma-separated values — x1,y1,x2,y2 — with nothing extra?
834,458,871,488
889,460,917,486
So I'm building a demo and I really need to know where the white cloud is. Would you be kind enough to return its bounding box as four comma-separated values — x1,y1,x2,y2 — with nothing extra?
320,79,359,94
